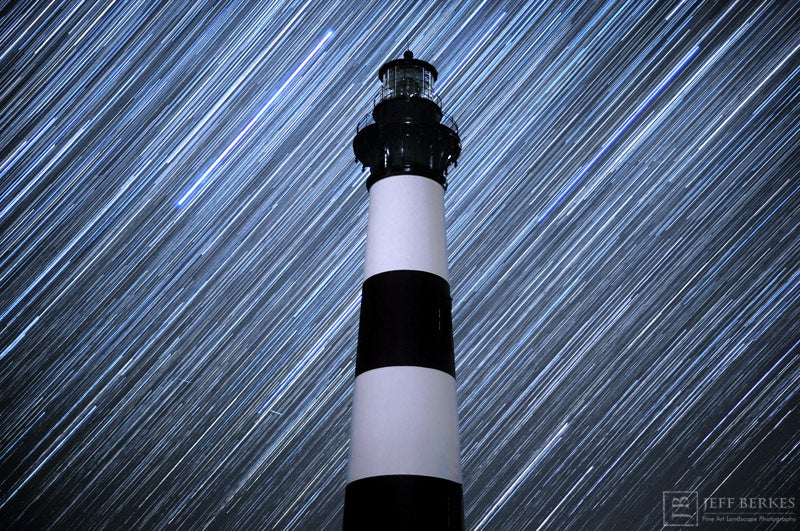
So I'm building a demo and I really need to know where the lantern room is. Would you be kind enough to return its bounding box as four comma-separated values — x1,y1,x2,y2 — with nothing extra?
378,51,438,103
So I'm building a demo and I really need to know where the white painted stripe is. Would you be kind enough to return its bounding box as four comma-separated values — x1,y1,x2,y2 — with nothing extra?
365,174,449,281
347,366,462,483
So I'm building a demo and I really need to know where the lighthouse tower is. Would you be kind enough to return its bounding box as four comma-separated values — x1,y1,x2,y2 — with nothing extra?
344,51,463,529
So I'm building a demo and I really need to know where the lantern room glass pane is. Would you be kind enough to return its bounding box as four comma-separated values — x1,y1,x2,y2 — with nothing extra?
423,69,434,99
383,65,435,101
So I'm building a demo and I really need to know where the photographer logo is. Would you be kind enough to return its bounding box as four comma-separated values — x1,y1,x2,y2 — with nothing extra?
664,491,699,527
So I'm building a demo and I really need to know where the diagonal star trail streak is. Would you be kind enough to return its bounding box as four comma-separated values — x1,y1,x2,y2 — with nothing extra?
0,1,798,529
537,43,701,222
177,29,334,207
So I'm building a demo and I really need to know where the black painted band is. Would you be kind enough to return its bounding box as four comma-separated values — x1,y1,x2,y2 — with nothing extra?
356,270,455,377
343,474,464,530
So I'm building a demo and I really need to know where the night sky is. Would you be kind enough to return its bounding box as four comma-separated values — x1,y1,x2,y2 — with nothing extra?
1,1,799,529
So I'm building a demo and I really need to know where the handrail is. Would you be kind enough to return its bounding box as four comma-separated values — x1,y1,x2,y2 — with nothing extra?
355,93,460,135
356,111,373,133
441,113,459,135
372,88,443,108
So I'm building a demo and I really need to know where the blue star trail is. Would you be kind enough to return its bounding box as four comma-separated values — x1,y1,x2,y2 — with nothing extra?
177,29,334,207
537,43,701,222
1,1,798,529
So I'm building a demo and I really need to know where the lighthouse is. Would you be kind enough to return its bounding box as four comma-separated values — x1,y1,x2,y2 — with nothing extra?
343,51,463,529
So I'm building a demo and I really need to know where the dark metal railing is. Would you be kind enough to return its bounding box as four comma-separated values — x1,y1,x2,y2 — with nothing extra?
373,88,442,108
356,91,460,135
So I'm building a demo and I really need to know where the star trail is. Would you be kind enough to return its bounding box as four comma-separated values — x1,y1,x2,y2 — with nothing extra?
1,1,798,529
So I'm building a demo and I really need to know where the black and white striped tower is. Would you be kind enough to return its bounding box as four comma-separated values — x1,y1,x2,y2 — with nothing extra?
343,51,463,529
